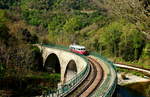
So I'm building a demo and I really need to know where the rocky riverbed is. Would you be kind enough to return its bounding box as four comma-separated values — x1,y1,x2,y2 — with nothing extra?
117,72,150,85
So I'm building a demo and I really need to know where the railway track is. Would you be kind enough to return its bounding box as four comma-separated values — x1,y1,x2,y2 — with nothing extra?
67,56,103,97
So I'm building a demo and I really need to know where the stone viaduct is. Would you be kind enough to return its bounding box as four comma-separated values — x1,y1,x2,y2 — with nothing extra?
36,45,87,84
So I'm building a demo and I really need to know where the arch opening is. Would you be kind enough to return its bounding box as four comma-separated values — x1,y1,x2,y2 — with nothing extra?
44,53,60,73
64,60,77,82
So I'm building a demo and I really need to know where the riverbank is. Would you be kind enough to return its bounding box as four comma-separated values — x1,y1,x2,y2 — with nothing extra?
116,72,150,97
117,72,150,85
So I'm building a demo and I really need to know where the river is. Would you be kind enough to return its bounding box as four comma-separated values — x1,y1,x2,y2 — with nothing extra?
114,81,150,97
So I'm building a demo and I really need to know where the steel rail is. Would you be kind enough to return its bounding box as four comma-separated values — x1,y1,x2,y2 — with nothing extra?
67,56,103,97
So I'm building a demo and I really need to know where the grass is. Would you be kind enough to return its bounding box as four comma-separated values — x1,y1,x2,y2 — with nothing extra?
116,67,146,77
113,57,150,70
26,72,60,81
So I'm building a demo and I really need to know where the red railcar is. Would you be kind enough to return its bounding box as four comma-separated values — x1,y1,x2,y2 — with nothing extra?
69,45,88,55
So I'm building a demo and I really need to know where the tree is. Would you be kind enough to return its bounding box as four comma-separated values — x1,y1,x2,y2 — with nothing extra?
0,23,9,41
0,0,21,9
98,20,124,57
63,16,83,43
119,23,145,61
103,0,150,39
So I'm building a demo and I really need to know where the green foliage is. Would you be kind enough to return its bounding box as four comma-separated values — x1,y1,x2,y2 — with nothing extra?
63,16,82,33
97,19,146,61
50,0,97,10
21,0,49,10
116,67,145,77
21,10,42,26
98,19,125,56
31,46,43,71
0,10,8,22
0,0,20,9
21,0,51,26
0,0,148,72
119,23,145,61
48,14,66,35
21,29,38,43
26,73,60,81
0,0,149,95
87,11,106,25
0,64,5,78
0,23,9,40
141,43,150,58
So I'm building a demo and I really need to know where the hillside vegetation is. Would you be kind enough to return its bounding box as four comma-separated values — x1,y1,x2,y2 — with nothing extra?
0,0,149,91
0,0,149,68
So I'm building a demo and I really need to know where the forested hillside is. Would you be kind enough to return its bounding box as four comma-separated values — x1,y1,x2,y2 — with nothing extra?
0,0,150,66
0,0,149,96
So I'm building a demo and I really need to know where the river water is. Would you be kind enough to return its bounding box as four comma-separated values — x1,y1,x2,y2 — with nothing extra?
115,72,150,97
113,85,145,97
113,81,150,97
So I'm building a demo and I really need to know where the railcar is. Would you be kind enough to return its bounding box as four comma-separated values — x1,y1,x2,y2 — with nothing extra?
69,44,88,55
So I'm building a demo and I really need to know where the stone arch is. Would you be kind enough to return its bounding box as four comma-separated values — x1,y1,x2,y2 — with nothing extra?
44,53,61,73
64,60,77,82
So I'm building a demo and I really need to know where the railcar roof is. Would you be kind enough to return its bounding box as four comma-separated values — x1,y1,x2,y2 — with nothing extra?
69,45,85,49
